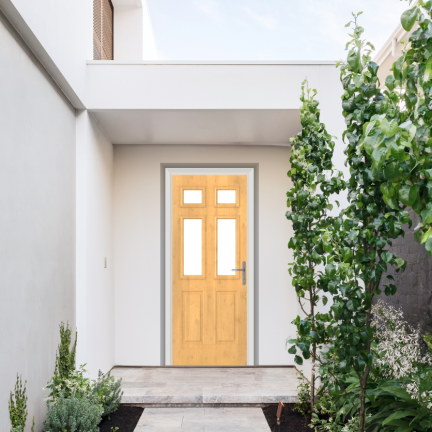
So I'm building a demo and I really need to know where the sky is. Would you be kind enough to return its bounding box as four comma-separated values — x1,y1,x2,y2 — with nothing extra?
147,0,409,61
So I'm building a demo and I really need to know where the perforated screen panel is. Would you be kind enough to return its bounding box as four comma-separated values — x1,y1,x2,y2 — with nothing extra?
93,0,113,60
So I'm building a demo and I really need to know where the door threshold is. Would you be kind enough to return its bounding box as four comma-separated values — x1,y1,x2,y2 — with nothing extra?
113,365,296,369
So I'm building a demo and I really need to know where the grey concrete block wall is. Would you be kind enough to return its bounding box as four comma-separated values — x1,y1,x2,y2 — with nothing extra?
377,209,432,334
0,10,76,431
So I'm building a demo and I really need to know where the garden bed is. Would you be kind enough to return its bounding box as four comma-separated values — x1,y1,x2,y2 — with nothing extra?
262,404,312,432
99,406,144,432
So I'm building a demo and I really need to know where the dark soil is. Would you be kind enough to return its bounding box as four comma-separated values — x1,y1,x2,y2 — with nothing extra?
98,405,144,432
262,404,313,432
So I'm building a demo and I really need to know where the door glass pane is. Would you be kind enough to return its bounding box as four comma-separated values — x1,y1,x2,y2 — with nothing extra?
217,219,236,275
184,190,202,204
217,190,236,204
183,219,202,275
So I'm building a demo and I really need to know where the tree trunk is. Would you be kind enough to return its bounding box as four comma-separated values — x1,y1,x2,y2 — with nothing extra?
310,355,315,412
309,280,315,413
358,383,366,432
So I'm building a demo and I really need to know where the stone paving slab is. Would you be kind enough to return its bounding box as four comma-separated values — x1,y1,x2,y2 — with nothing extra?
134,407,270,431
113,367,299,405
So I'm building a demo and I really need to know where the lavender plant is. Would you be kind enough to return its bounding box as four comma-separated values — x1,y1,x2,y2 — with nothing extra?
44,393,102,432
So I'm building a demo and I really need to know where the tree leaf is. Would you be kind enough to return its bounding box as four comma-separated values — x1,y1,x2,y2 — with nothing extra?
381,119,399,137
372,146,389,170
425,237,432,253
385,75,396,91
398,210,411,225
341,247,353,263
364,132,385,155
399,185,419,206
401,7,418,32
294,355,303,365
347,49,361,73
325,264,336,279
347,299,358,311
384,161,402,182
383,410,418,426
421,228,432,244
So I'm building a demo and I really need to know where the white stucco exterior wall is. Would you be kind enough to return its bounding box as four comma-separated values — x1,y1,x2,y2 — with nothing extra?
114,6,145,61
113,144,296,365
0,0,92,104
113,1,158,61
0,11,76,430
76,111,114,378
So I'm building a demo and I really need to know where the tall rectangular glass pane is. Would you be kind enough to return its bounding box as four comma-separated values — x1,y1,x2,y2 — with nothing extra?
183,219,202,275
217,219,236,275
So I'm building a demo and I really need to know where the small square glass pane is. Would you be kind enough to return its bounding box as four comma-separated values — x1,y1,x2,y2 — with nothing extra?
217,190,236,204
184,219,202,275
184,190,202,204
217,219,236,275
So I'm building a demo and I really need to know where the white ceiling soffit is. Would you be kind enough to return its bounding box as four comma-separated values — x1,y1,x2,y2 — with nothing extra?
90,109,300,146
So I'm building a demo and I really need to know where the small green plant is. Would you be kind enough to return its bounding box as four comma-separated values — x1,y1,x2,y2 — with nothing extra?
310,391,344,432
47,322,78,399
91,370,123,418
47,364,92,400
9,374,34,432
43,393,102,432
294,378,311,416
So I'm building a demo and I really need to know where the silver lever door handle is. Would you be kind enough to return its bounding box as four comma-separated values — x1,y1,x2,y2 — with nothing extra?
232,261,246,285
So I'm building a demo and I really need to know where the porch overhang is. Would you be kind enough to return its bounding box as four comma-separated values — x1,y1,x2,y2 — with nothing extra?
86,61,338,146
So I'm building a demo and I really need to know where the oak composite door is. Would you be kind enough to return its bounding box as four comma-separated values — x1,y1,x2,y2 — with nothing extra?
172,175,247,365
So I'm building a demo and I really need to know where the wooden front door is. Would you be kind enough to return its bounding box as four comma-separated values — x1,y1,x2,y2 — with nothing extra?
172,175,247,365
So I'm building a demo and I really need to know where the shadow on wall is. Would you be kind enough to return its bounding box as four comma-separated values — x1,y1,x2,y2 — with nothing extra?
377,209,432,334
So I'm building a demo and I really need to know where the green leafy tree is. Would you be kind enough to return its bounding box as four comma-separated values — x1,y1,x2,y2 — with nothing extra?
375,0,432,255
321,13,409,432
286,80,345,411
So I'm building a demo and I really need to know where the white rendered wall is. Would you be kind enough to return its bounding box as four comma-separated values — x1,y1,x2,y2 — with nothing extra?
113,1,158,61
114,6,144,61
76,111,114,378
0,11,76,430
113,144,296,365
86,63,334,110
1,0,92,104
142,0,158,60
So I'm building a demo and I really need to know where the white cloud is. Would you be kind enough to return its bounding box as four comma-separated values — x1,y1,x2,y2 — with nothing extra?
194,0,221,20
245,7,279,30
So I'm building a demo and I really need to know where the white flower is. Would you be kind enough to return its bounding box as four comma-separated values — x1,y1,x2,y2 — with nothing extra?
371,300,432,401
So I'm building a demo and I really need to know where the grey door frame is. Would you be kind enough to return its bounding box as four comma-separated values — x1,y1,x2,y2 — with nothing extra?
163,166,256,365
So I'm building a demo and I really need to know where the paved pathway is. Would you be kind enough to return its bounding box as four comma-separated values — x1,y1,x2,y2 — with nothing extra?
134,407,270,431
112,367,299,404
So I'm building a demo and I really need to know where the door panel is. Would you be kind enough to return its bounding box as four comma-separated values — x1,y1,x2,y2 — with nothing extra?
183,292,202,342
172,175,247,365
